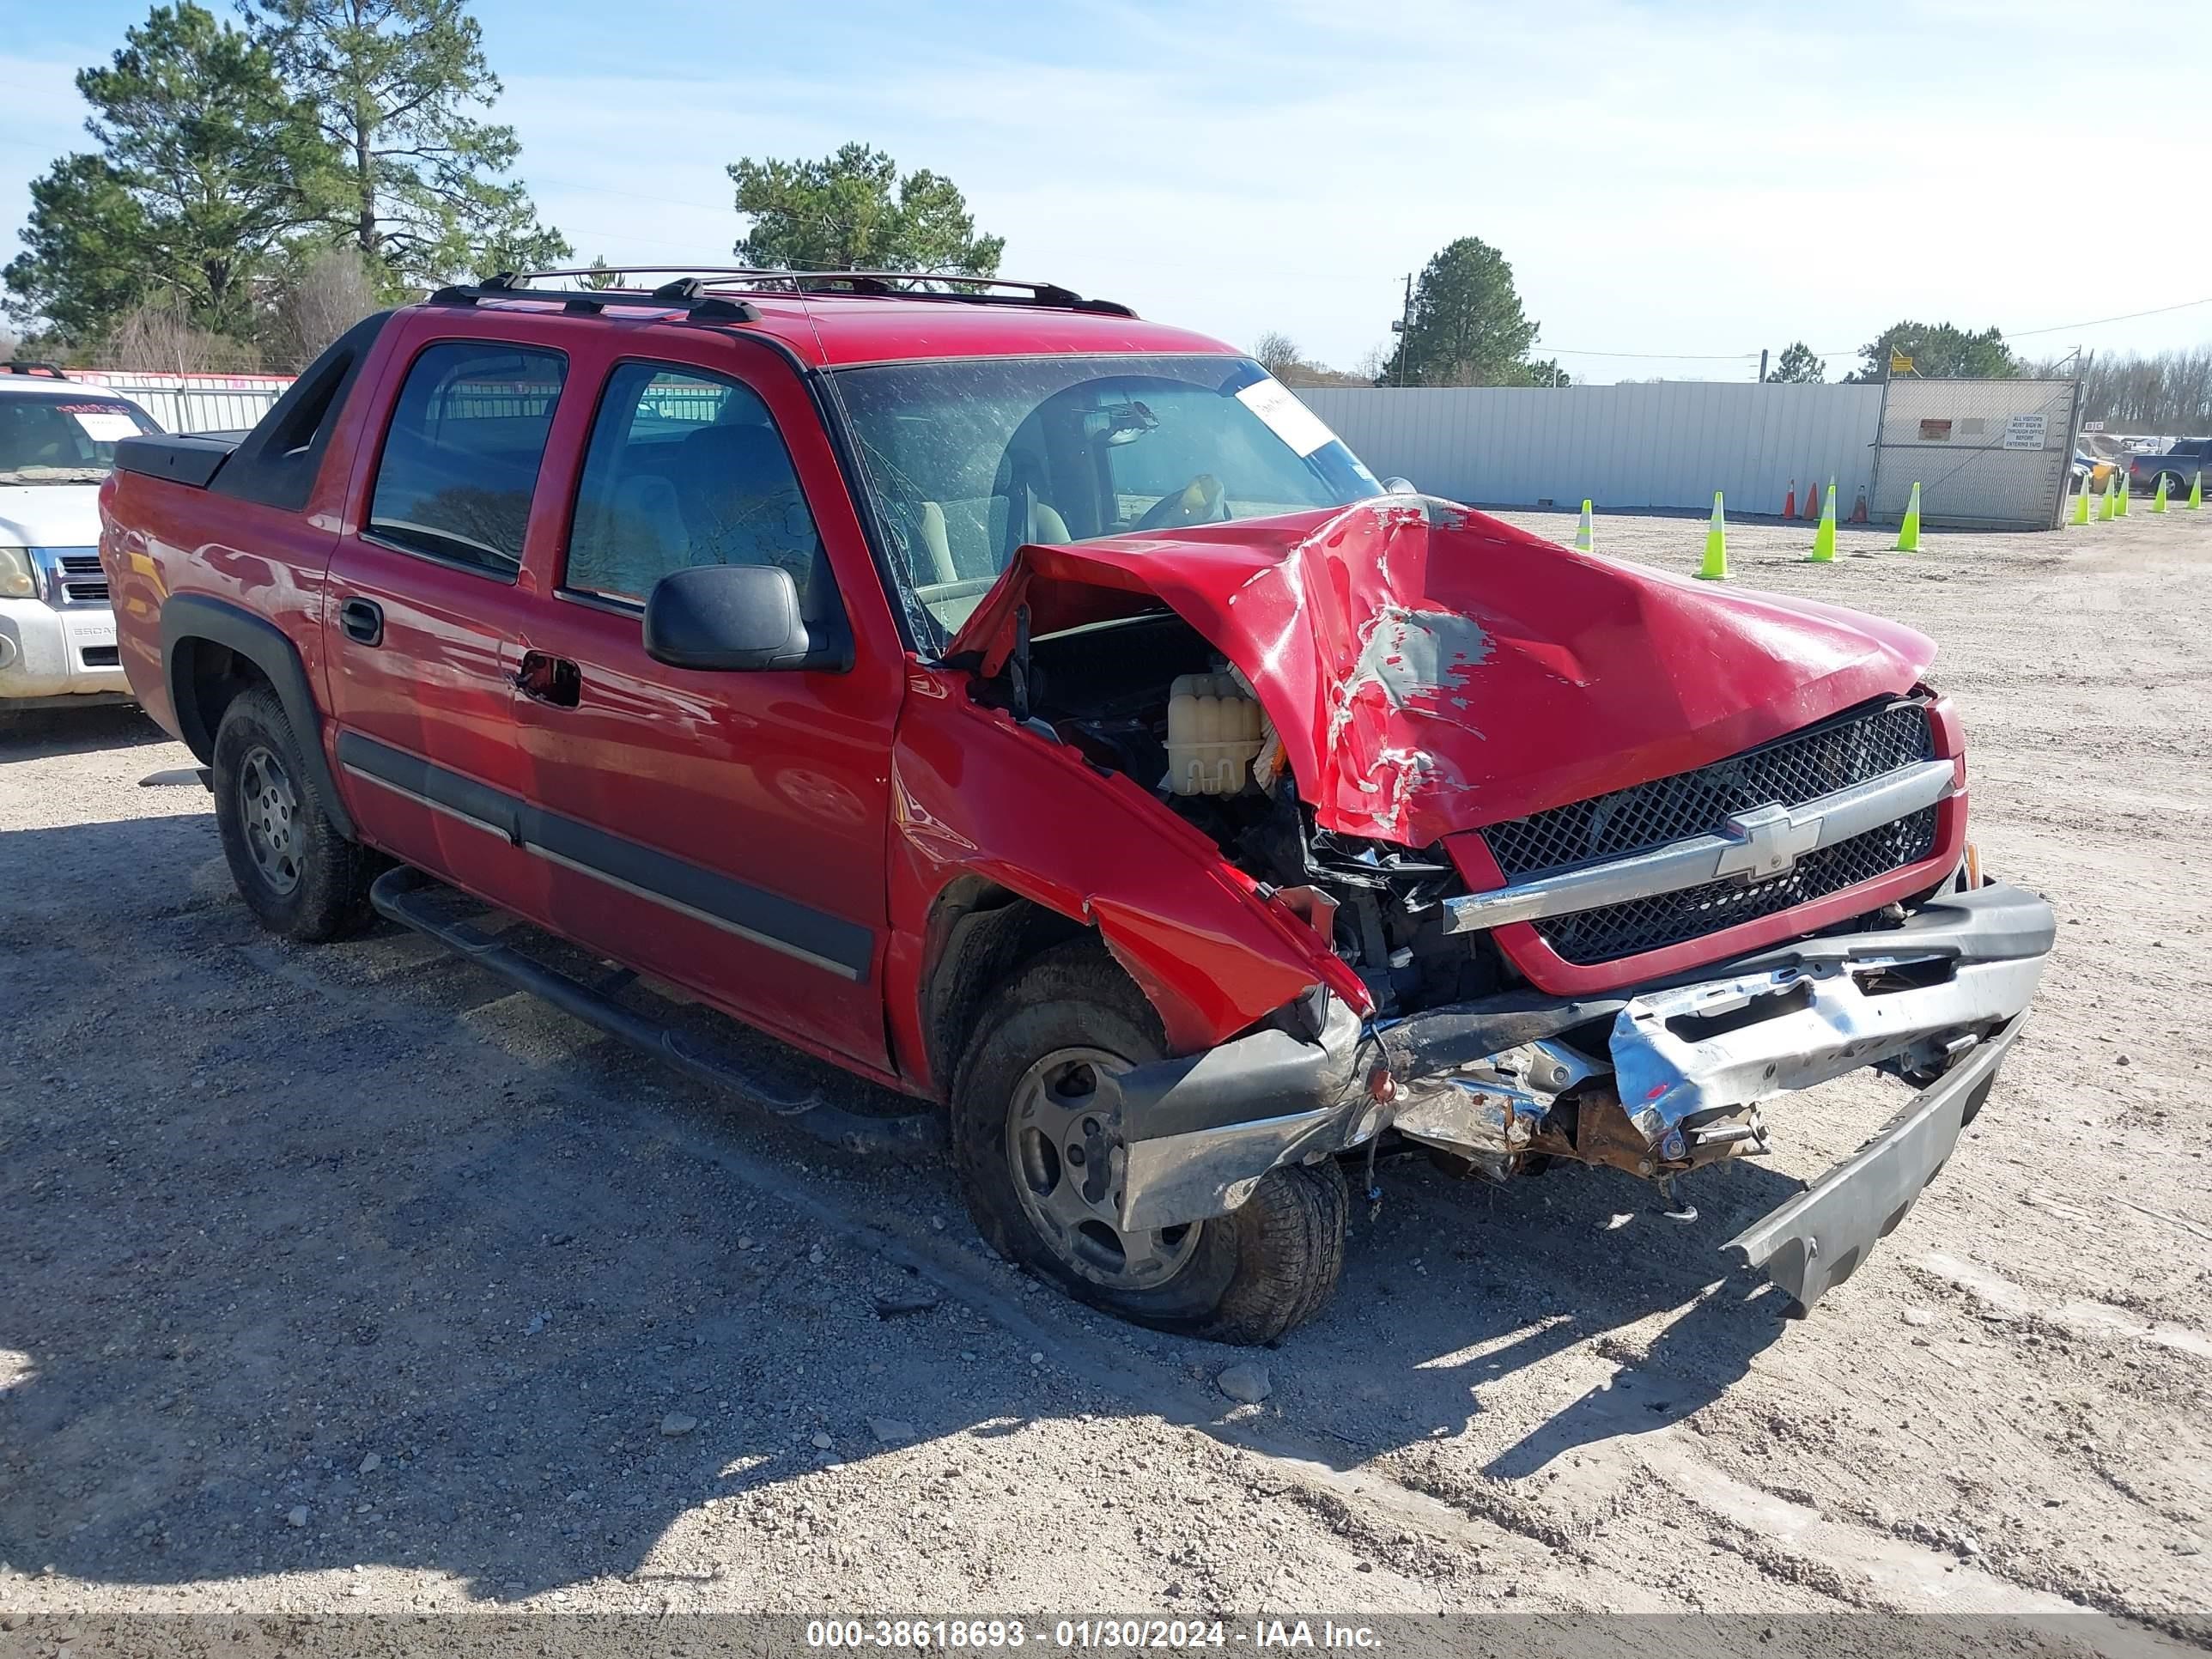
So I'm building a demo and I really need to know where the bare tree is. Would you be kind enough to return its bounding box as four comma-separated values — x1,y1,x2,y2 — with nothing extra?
2067,347,2212,436
1253,330,1305,380
269,248,380,371
104,296,264,374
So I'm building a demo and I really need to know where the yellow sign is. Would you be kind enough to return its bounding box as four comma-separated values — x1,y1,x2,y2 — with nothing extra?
1890,349,1915,374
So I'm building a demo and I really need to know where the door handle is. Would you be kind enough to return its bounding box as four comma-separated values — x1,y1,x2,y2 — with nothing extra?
339,598,384,646
515,650,582,708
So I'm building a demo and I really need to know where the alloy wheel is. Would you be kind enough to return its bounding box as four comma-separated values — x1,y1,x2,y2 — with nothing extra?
1005,1046,1201,1291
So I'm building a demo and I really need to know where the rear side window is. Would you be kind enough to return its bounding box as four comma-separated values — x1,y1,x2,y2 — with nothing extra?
368,342,568,580
564,362,830,616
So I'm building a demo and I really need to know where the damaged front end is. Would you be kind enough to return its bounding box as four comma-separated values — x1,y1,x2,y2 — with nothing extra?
941,495,2054,1309
1100,880,2051,1310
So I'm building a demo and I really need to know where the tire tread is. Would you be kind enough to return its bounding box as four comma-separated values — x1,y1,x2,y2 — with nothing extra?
951,938,1346,1346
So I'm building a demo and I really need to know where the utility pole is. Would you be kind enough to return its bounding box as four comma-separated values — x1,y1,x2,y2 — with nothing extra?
1391,271,1413,387
1758,347,1769,384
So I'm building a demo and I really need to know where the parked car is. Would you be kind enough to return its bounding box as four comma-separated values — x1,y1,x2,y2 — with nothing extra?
2128,437,2209,496
0,363,161,727
99,270,2055,1342
2072,451,2119,489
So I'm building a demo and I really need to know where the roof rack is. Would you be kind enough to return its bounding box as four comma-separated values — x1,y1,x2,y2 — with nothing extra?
467,265,1137,319
426,272,762,323
2,361,70,379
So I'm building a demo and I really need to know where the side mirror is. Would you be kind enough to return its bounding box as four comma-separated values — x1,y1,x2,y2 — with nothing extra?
644,563,836,672
1382,476,1420,495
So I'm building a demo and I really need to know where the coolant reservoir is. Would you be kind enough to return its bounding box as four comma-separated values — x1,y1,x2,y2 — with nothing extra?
1165,672,1265,796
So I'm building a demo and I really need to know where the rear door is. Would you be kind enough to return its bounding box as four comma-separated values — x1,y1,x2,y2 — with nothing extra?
505,343,902,1073
321,313,572,919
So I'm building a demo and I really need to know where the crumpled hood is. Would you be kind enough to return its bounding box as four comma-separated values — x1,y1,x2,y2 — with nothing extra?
946,496,1937,847
0,482,103,550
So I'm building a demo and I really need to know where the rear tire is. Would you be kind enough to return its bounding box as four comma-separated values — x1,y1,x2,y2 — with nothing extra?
951,939,1347,1345
211,684,375,941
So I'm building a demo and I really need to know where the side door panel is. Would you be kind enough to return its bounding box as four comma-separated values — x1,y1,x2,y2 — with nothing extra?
508,341,902,1073
320,313,573,923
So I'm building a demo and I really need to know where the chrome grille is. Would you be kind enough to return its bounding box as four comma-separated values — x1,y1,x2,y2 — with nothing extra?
1480,698,1936,882
1535,807,1940,965
58,552,108,605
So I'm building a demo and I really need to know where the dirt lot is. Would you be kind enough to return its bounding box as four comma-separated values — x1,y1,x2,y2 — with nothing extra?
3,506,2209,1638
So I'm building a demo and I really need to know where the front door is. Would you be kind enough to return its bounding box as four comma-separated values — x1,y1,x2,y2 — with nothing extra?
507,346,902,1073
321,319,575,920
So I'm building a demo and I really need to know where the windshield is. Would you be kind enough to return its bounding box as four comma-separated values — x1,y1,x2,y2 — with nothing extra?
0,391,161,484
830,354,1381,647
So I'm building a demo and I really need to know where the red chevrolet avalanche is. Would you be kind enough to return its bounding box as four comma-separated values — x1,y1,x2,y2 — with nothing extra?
100,269,2052,1343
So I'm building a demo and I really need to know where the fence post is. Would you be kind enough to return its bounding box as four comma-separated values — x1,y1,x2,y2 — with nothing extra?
2052,356,2092,531
1867,374,1892,525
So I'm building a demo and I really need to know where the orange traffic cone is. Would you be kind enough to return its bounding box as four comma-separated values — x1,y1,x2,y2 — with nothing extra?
1850,486,1868,524
1783,479,1797,518
1806,480,1821,520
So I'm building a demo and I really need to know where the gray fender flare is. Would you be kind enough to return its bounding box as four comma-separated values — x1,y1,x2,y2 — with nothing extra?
158,592,356,841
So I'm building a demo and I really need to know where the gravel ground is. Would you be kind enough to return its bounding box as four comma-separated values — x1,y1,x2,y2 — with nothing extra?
2,505,2209,1639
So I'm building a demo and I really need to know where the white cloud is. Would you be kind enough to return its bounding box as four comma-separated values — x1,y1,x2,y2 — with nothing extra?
501,0,2210,378
7,3,2207,377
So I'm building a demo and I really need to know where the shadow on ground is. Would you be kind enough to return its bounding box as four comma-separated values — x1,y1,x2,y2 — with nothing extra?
0,704,166,763
0,811,1799,1599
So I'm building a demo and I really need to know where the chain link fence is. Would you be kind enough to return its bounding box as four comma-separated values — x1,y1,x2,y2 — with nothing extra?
1869,377,2083,530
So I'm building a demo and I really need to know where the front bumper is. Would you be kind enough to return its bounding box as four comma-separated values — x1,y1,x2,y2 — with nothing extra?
1109,879,2055,1309
0,597,128,703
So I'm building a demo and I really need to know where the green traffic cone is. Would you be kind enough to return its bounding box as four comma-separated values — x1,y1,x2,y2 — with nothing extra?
2118,473,2130,517
2153,473,2169,514
2071,476,2090,526
1573,499,1595,554
1697,491,1728,580
2191,471,2204,510
2099,479,2117,521
1895,481,1923,550
1809,478,1838,562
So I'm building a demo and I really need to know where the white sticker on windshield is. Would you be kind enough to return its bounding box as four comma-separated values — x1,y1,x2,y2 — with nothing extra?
1235,377,1339,459
72,410,142,442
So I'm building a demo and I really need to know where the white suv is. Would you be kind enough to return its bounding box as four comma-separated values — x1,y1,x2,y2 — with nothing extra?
0,365,161,727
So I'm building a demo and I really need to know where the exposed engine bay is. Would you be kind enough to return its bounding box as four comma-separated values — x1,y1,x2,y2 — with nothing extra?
1001,610,1507,1023
971,606,2044,1237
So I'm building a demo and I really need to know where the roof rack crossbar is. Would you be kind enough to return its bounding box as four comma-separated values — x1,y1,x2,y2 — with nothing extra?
423,278,762,325
2,361,71,379
495,266,1136,317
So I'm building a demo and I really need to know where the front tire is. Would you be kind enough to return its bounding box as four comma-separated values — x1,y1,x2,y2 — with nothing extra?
951,939,1348,1345
211,684,375,941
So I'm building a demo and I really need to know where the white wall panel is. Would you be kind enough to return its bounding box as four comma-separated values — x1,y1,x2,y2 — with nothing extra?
73,371,293,435
1298,383,1887,516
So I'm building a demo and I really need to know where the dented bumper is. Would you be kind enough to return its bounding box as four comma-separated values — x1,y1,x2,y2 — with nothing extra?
1723,1017,2020,1306
1109,880,2053,1307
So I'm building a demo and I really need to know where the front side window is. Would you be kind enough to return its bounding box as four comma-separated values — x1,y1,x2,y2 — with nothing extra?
564,363,827,611
367,342,568,579
0,392,159,484
830,355,1381,645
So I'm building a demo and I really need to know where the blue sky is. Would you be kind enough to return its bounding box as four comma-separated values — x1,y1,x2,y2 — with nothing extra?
3,0,2208,381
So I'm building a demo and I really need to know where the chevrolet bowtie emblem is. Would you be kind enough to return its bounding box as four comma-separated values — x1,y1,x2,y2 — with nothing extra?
1715,801,1824,882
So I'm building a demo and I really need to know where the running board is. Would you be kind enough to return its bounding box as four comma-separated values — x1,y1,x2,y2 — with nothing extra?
368,866,940,1158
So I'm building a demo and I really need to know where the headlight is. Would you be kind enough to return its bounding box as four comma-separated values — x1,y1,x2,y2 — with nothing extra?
0,546,37,600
